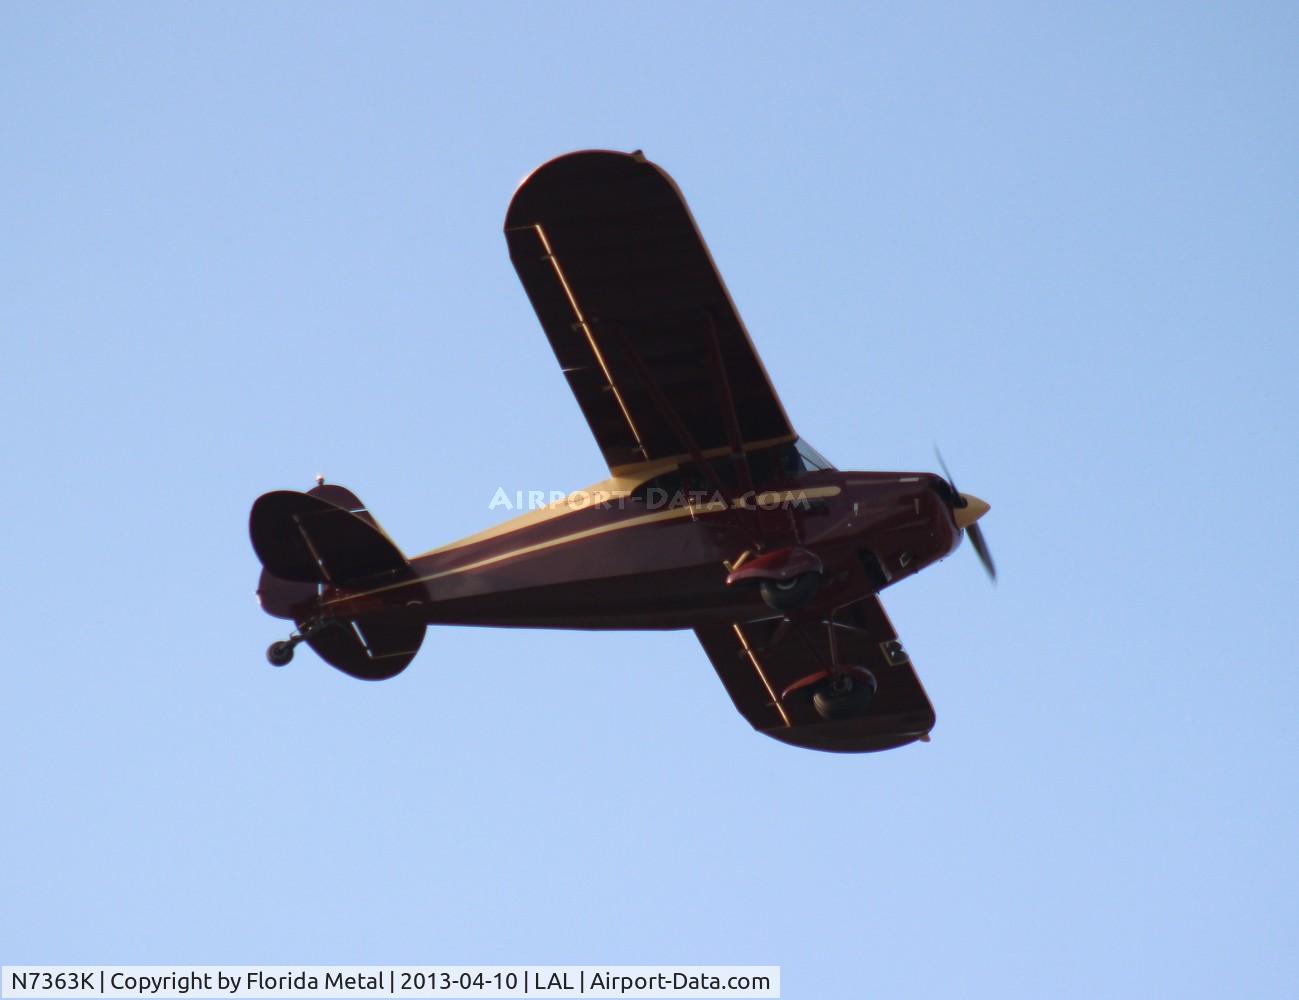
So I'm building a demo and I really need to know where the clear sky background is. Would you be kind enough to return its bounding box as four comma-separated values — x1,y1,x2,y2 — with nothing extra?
3,3,1297,997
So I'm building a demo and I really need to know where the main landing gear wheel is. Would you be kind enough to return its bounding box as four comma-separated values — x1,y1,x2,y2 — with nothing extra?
266,640,295,667
812,669,877,721
759,571,821,613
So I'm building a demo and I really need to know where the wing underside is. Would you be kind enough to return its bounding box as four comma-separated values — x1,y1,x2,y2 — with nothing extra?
695,597,936,753
505,150,795,473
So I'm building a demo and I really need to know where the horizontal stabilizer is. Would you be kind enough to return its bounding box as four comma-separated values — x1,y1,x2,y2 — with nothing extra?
249,488,412,587
307,618,425,681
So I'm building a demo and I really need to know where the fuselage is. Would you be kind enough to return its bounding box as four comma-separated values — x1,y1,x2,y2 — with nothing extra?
322,453,964,631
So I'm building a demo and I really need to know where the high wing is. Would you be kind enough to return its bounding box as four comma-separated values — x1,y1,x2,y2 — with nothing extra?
695,597,936,753
505,150,795,474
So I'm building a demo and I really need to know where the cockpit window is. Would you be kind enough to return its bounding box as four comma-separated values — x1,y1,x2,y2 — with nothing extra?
794,439,834,472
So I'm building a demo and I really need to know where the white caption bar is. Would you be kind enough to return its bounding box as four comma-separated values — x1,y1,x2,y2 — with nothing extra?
2,967,780,999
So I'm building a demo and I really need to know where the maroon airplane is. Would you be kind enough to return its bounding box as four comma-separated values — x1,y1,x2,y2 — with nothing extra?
249,150,994,753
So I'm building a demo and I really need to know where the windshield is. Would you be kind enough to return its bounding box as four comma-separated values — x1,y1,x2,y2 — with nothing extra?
629,439,835,503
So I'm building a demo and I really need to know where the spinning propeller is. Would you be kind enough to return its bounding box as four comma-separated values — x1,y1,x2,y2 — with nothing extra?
935,448,997,583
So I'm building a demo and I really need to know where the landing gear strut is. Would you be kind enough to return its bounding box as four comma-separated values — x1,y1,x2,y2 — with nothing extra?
265,618,338,668
810,604,879,720
773,604,881,721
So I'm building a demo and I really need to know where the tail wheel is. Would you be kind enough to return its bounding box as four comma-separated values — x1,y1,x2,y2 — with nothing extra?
812,669,877,720
266,640,295,667
759,571,820,612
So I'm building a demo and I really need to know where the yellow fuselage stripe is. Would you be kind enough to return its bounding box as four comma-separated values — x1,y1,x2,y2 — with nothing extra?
332,487,841,605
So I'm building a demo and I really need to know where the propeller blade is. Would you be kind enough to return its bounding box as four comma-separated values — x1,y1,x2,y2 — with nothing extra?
934,446,956,492
935,445,996,582
934,446,969,510
967,522,997,583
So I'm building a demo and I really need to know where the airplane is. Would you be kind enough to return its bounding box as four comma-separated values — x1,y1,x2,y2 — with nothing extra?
248,149,994,753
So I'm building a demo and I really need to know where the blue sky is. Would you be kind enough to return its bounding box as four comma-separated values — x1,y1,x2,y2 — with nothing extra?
3,3,1297,997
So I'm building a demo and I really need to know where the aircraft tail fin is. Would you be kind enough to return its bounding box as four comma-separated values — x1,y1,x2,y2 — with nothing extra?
250,484,424,680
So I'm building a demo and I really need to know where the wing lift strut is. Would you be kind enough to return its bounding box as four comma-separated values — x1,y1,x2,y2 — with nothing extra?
594,311,878,722
597,307,779,550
